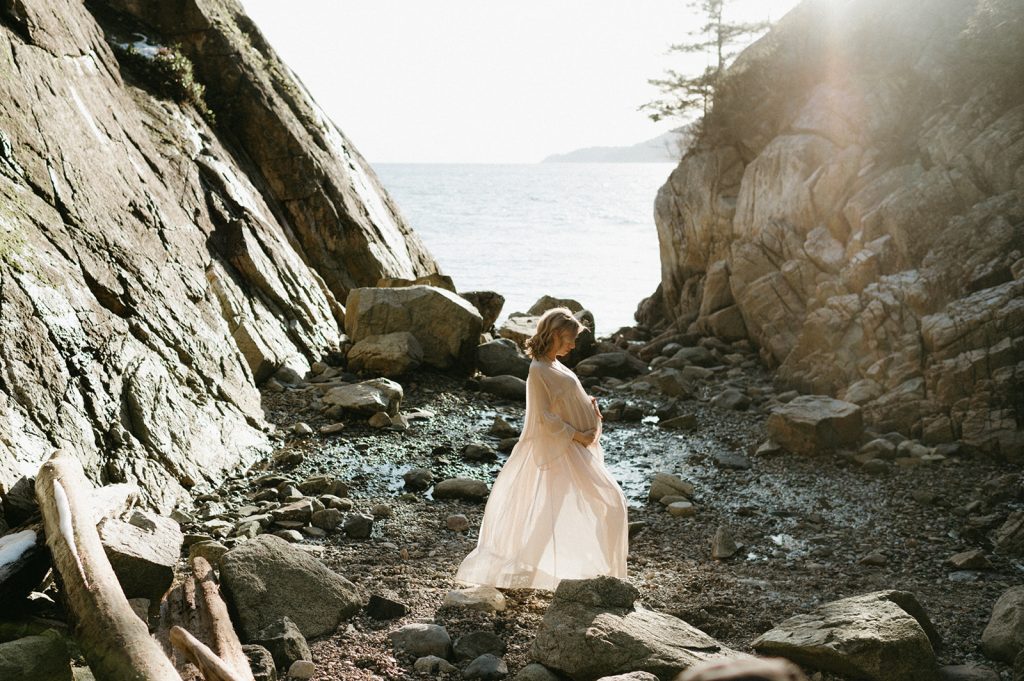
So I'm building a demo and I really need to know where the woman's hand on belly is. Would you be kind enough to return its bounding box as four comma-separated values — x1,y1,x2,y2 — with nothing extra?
572,428,597,447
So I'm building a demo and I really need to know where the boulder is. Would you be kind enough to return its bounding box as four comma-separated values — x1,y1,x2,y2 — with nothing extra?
751,590,941,681
981,586,1024,663
531,576,740,680
389,622,451,660
461,291,506,330
575,352,649,379
252,616,311,670
992,511,1024,556
766,395,863,455
0,630,71,681
347,332,423,377
528,296,584,315
664,347,716,369
322,378,404,416
478,339,530,379
479,375,527,401
219,535,361,640
345,286,483,371
377,273,456,292
433,478,490,502
97,510,183,599
464,653,509,680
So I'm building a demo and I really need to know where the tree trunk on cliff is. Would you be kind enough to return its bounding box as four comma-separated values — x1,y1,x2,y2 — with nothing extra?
35,449,182,681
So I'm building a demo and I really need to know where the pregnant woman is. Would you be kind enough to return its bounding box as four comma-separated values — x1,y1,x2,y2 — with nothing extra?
455,307,629,590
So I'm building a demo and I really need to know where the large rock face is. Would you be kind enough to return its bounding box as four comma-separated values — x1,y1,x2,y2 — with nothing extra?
0,0,438,511
645,0,1024,458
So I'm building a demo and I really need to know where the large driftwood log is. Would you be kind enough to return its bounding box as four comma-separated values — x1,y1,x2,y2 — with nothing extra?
156,558,255,681
36,449,182,680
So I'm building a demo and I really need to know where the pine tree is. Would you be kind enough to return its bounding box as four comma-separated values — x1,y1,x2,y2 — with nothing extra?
641,0,771,123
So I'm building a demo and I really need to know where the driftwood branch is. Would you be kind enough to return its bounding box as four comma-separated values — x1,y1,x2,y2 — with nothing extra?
36,449,182,680
190,556,255,681
170,626,252,681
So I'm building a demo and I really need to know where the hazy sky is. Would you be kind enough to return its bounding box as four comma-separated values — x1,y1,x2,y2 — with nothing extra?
239,0,802,163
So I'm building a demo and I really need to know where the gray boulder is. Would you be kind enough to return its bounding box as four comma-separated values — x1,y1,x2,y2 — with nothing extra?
478,338,530,379
766,395,863,455
321,378,403,416
390,622,452,660
981,586,1024,663
347,332,423,377
464,653,508,680
455,631,507,660
648,473,694,502
575,352,649,379
219,535,361,640
252,616,311,670
514,663,562,681
433,478,490,502
345,285,482,371
664,346,716,368
461,291,506,330
751,590,941,681
0,630,71,681
530,576,738,681
97,510,183,600
479,375,527,401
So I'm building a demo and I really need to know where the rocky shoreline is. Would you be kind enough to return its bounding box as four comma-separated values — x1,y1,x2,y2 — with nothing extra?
2,289,1022,681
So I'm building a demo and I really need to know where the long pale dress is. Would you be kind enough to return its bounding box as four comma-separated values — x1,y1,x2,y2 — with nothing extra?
454,357,629,590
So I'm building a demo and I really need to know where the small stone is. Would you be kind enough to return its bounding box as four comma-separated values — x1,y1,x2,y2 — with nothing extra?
319,422,346,435
444,585,506,612
447,514,470,532
463,653,509,680
433,477,490,501
371,504,392,518
711,526,738,559
311,508,343,531
755,440,784,456
463,444,499,462
863,459,891,475
287,659,315,679
947,549,991,570
369,412,393,428
366,594,409,620
292,422,313,436
342,514,374,539
404,467,434,490
390,622,452,659
414,655,457,674
189,540,229,565
858,551,887,566
272,529,304,543
667,501,696,517
713,451,751,470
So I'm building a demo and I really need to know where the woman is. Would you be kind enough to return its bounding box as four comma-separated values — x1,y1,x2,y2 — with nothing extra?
454,307,629,590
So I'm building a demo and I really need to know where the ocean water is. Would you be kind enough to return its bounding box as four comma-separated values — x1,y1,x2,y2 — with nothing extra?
373,163,676,338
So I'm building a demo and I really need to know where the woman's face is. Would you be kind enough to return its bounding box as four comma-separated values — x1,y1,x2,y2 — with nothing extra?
553,327,577,356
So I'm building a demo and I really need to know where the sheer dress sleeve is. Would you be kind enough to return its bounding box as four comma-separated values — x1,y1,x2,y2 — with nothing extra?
528,364,576,444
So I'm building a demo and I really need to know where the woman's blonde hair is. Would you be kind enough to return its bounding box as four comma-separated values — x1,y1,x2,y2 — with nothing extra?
524,307,585,360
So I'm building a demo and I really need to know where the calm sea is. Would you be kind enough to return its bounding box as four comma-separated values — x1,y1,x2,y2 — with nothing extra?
373,163,676,338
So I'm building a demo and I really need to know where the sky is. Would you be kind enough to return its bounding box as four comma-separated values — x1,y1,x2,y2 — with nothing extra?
238,0,803,163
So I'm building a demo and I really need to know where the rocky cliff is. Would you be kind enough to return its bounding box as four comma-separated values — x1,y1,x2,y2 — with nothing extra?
643,0,1023,459
0,0,438,511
